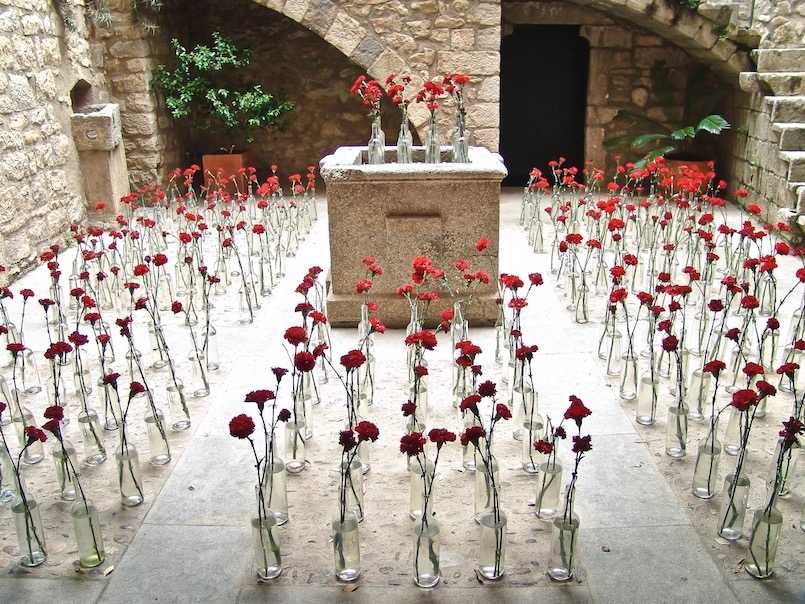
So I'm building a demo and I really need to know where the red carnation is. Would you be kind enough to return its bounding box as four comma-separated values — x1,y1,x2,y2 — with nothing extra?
229,414,255,439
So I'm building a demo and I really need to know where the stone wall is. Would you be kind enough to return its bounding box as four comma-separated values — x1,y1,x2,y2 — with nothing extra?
504,1,729,175
164,0,417,176
0,0,103,277
99,0,180,189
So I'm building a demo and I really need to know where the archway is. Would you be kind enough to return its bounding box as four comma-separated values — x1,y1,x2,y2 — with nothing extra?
500,25,589,184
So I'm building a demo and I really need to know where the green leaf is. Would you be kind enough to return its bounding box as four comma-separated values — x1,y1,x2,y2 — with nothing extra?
634,145,677,170
631,133,671,149
696,115,730,134
670,126,695,140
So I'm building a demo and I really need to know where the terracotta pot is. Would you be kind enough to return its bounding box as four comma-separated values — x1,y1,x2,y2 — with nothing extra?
202,153,249,194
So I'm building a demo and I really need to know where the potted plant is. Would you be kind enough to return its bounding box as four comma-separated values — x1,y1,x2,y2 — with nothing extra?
153,32,294,191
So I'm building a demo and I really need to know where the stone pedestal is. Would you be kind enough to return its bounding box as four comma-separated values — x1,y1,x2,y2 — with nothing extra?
70,104,129,215
321,146,507,328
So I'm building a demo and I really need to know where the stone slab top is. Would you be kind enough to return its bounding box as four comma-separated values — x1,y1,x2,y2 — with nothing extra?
320,145,508,182
70,103,123,151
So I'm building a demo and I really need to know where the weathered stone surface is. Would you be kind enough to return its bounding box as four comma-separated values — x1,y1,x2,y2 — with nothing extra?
436,51,499,75
321,145,505,326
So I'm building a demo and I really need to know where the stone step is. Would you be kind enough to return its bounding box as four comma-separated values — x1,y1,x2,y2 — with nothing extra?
753,48,805,72
780,151,805,182
772,123,805,151
757,72,805,96
768,96,805,123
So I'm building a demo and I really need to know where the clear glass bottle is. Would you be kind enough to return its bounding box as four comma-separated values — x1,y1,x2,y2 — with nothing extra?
0,445,19,503
14,408,44,465
285,421,306,474
687,368,710,422
474,457,499,522
745,504,782,579
261,456,288,525
477,510,506,580
606,330,623,377
252,513,282,581
396,107,413,164
167,381,191,431
71,498,106,568
521,418,544,474
547,512,580,582
691,425,721,499
342,458,364,522
635,375,658,426
413,515,440,588
535,460,563,519
665,404,688,458
12,495,46,566
409,458,435,521
52,440,78,501
332,510,361,582
718,472,750,540
425,119,440,164
116,442,144,507
78,409,107,465
367,116,385,165
97,377,121,431
619,353,639,400
145,410,171,465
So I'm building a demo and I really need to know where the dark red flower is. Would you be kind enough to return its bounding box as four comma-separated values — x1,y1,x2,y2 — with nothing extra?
340,349,366,370
229,414,255,439
460,425,485,447
277,408,291,422
103,371,120,386
24,425,47,444
42,418,61,436
44,405,64,421
401,401,417,416
459,393,481,413
780,416,805,445
245,389,275,411
495,403,512,420
564,395,591,426
776,362,799,378
428,428,456,445
478,380,497,398
731,388,758,411
703,359,726,377
756,380,776,397
572,434,593,453
171,301,183,314
533,439,553,454
339,429,357,451
294,351,316,372
129,381,145,396
662,335,678,352
272,367,288,382
284,326,308,346
355,420,379,442
400,432,426,456
742,362,764,378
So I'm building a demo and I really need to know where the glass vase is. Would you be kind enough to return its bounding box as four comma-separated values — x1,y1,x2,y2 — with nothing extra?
71,499,106,568
521,418,544,474
687,368,710,422
285,421,306,474
547,513,580,582
425,120,440,164
771,438,799,497
635,374,659,426
396,109,413,164
332,511,361,582
167,381,191,431
413,515,441,588
367,116,385,165
252,514,282,580
14,408,44,465
451,111,469,163
691,425,721,499
536,461,563,519
605,330,623,377
665,404,688,458
78,409,107,466
116,442,144,507
52,441,77,501
745,505,783,579
409,458,434,521
261,456,288,525
619,353,639,400
98,379,122,431
0,445,19,504
145,410,171,465
12,495,46,567
342,458,364,522
718,472,750,540
474,457,499,522
477,510,506,580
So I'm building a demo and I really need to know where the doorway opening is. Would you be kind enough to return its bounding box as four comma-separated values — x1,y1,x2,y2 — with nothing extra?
500,25,589,185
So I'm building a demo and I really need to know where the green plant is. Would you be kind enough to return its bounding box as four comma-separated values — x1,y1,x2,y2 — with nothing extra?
153,32,294,144
627,115,730,168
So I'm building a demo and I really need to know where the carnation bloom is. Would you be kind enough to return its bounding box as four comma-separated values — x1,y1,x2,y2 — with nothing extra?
400,432,426,456
340,349,366,370
294,351,316,372
284,326,308,346
229,414,255,439
731,388,758,411
564,395,591,426
355,420,380,442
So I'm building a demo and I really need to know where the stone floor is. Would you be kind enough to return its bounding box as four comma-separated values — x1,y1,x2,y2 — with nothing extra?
0,190,803,603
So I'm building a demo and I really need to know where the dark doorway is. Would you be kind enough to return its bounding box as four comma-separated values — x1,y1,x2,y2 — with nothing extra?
500,25,589,186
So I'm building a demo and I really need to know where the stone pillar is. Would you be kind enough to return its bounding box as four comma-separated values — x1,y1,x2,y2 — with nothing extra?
71,103,130,215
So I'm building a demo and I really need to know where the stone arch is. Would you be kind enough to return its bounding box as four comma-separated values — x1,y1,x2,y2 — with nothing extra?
567,0,754,77
250,0,433,141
